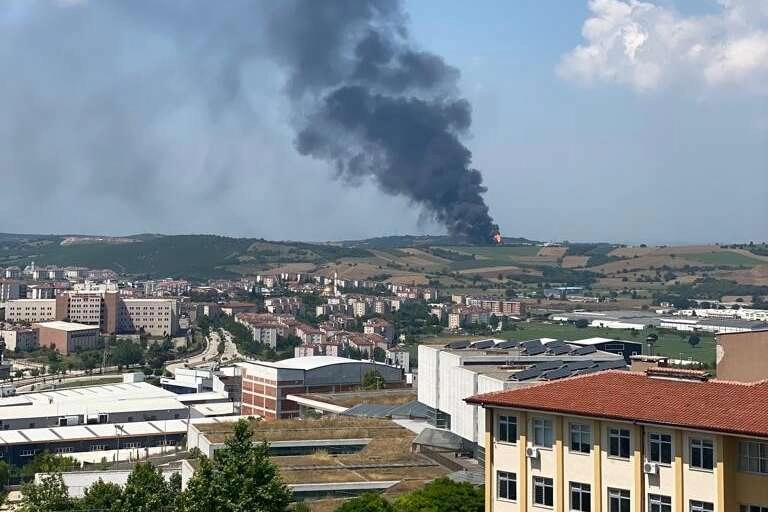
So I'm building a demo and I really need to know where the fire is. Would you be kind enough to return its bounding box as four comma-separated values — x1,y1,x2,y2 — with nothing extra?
492,231,503,245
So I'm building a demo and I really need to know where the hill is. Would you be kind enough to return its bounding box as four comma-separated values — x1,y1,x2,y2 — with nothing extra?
0,233,371,280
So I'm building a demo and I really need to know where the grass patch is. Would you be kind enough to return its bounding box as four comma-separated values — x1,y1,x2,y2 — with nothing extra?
686,251,764,267
441,245,541,259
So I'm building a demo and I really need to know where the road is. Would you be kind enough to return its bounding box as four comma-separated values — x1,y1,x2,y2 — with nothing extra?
165,332,219,373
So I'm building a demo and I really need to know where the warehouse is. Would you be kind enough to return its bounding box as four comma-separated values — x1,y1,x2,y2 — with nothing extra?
33,321,99,355
0,381,232,430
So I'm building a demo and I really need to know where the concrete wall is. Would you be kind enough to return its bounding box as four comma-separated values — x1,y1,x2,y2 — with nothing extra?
716,330,768,383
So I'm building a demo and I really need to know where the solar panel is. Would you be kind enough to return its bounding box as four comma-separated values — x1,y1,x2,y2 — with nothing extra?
545,339,568,348
562,361,595,371
445,340,471,349
520,339,543,349
534,361,564,371
471,340,495,350
524,345,546,355
595,359,628,370
510,361,564,381
571,345,597,355
541,368,573,380
494,340,519,349
547,345,571,356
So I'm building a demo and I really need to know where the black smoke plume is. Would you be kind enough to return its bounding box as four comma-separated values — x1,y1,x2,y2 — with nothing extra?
265,0,496,242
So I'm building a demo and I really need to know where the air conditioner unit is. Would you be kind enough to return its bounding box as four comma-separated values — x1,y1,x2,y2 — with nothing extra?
525,446,540,459
643,462,659,475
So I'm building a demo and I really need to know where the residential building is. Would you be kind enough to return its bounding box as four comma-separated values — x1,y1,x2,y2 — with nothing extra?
34,321,100,354
295,323,326,345
3,267,21,279
364,318,395,342
418,339,626,455
385,347,411,373
351,301,368,318
237,356,404,419
467,369,768,512
716,329,768,383
0,327,39,351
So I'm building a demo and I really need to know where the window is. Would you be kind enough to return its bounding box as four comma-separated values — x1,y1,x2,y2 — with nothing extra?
608,488,630,512
20,449,36,457
690,501,714,512
609,428,631,459
739,441,768,474
691,439,714,470
741,506,768,512
570,482,591,512
55,447,73,454
570,423,591,454
533,476,554,507
90,444,107,451
498,415,517,444
533,418,553,448
497,471,516,501
649,494,672,512
649,433,672,464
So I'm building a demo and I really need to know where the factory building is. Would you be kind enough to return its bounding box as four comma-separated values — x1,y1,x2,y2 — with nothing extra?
34,321,99,355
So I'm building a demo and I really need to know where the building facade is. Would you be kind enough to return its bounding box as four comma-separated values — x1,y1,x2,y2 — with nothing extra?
238,356,404,420
5,299,57,323
34,321,100,355
0,327,39,352
468,369,768,512
716,329,768,383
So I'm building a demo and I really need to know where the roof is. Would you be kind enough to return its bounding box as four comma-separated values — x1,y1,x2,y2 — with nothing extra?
466,371,768,438
342,400,430,419
240,356,383,371
34,321,98,332
570,337,642,346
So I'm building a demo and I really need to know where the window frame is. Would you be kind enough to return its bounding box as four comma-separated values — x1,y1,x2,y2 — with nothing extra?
533,476,554,508
649,493,672,512
498,414,518,445
690,500,714,512
570,481,591,512
740,506,768,512
739,441,768,474
608,428,632,460
570,423,592,454
648,432,673,465
532,417,554,448
608,488,631,512
690,438,714,471
497,471,517,502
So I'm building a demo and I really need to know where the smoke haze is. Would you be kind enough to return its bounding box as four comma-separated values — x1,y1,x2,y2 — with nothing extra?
0,0,494,242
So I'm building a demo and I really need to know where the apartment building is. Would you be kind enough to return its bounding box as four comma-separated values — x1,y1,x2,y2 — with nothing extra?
364,318,395,342
715,329,768,383
467,369,768,512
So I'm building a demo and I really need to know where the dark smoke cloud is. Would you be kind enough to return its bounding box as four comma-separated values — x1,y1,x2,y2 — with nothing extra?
265,0,495,242
0,0,494,241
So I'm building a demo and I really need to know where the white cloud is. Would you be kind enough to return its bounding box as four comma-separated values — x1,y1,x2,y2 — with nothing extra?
559,0,768,94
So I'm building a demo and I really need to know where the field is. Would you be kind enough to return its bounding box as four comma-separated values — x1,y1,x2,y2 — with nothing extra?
685,251,766,267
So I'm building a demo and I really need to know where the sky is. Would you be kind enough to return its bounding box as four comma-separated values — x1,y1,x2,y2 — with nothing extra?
0,0,766,244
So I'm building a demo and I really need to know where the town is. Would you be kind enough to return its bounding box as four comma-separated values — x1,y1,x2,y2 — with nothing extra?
0,250,767,510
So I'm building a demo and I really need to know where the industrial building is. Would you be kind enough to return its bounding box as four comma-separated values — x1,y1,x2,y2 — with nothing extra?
238,356,405,419
34,321,99,355
468,369,768,512
418,339,627,456
0,381,232,431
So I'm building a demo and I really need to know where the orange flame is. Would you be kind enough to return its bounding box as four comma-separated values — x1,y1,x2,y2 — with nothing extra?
492,232,503,245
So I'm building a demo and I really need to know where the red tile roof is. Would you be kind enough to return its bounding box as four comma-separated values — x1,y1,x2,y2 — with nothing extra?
465,371,768,438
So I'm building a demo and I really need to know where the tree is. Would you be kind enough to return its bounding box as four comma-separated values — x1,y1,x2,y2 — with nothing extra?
0,461,10,490
180,419,291,512
80,479,123,511
120,462,174,512
574,319,589,328
22,452,80,477
18,473,73,512
336,493,394,512
373,347,386,363
688,334,701,347
111,340,143,367
393,478,483,512
362,370,384,390
489,314,499,329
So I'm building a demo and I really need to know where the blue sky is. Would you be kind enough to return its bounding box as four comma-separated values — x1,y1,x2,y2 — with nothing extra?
0,0,766,244
402,0,768,244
